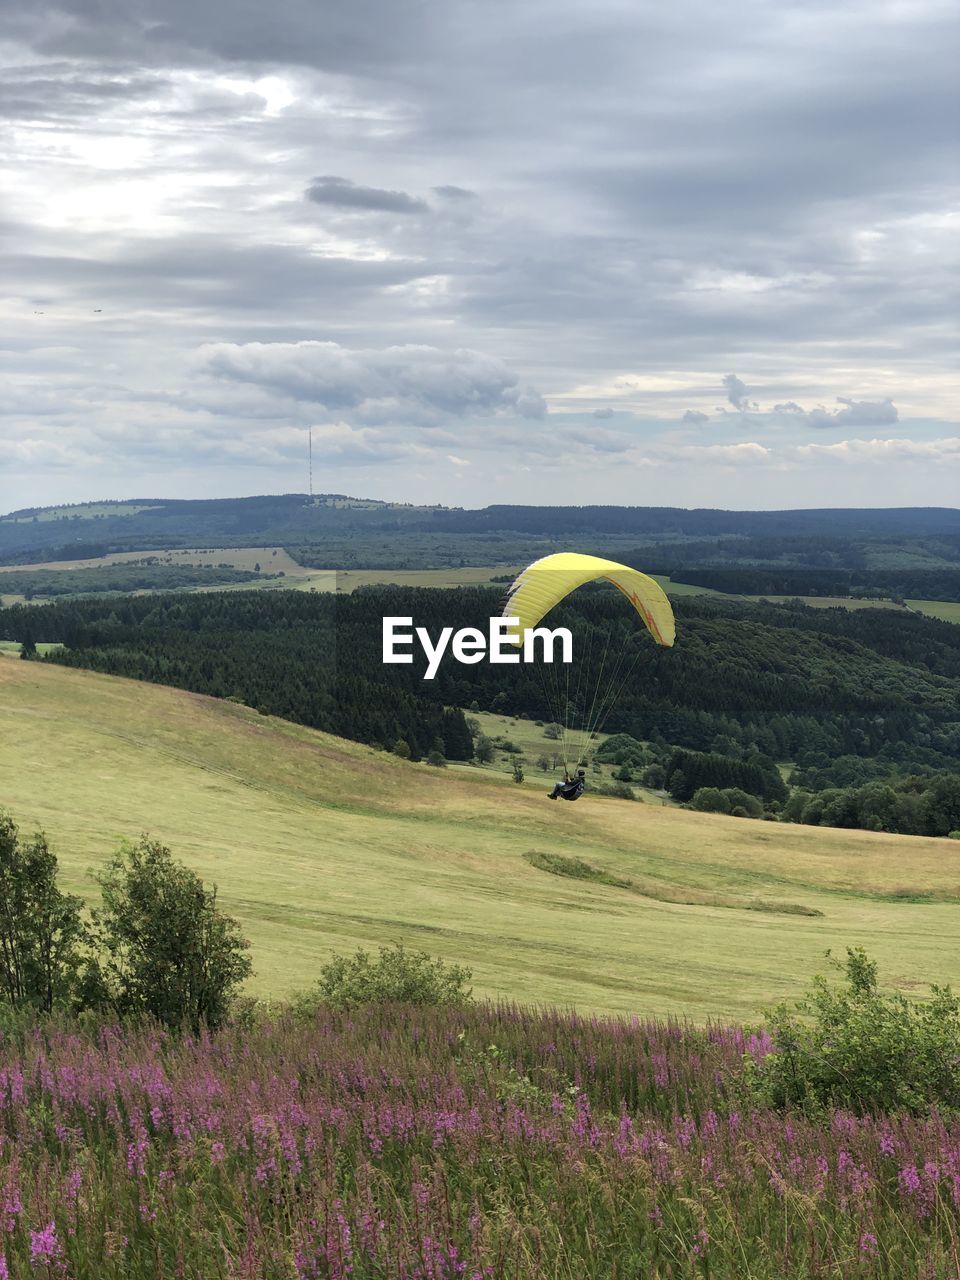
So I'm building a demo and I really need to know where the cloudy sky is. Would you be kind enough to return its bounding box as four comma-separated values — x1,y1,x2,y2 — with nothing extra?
1,0,957,513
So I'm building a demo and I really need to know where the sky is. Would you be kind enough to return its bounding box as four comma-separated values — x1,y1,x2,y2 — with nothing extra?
0,0,957,513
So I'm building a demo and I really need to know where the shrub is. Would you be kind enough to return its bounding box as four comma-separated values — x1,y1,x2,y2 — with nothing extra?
691,787,763,818
89,838,252,1032
474,734,495,764
392,739,411,759
748,948,960,1115
426,749,446,767
303,943,472,1011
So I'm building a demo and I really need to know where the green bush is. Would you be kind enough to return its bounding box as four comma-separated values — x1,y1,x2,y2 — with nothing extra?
747,948,960,1115
691,787,763,818
301,943,473,1012
89,838,252,1032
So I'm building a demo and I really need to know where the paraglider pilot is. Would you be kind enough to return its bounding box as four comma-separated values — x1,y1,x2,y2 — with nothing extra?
549,769,586,801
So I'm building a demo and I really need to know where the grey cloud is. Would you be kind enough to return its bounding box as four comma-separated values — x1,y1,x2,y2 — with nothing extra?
593,407,614,419
195,341,545,427
433,185,477,200
17,0,440,75
515,388,548,420
773,402,804,414
682,409,709,423
722,373,757,412
306,176,428,215
804,398,900,430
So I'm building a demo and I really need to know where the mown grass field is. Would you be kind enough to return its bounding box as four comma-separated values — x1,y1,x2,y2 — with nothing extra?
909,599,960,623
742,594,905,611
0,501,160,523
0,545,307,575
3,658,960,1020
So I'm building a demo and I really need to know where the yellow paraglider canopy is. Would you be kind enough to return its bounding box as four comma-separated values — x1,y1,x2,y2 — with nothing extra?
503,552,676,648
500,553,676,772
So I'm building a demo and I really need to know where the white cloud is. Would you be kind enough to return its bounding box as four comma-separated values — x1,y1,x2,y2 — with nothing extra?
678,441,771,464
794,436,960,462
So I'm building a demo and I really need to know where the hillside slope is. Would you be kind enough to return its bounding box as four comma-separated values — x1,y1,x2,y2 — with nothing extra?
2,657,959,1018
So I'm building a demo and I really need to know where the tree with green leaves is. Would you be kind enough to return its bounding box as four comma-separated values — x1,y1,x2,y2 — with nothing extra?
0,811,87,1012
90,838,251,1031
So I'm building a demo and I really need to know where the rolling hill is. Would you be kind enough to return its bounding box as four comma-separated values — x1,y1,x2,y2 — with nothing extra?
2,655,959,1020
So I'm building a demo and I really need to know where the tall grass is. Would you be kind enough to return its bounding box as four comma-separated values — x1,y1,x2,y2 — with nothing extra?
1,1003,959,1277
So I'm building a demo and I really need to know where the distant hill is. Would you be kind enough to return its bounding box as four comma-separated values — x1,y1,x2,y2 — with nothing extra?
3,654,960,1019
2,493,960,570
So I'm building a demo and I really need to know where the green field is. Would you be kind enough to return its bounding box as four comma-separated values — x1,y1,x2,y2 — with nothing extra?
743,594,905,611
909,599,960,623
0,502,160,524
3,658,960,1020
0,640,62,656
0,545,307,575
457,709,669,801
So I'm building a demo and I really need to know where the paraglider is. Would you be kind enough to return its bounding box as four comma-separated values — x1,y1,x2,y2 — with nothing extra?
501,552,676,787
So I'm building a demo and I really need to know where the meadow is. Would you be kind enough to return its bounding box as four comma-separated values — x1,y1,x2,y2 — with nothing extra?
909,600,960,624
455,709,669,799
2,1001,959,1279
2,658,960,1020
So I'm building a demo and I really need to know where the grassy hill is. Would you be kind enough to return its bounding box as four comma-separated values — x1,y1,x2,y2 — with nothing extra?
2,656,960,1020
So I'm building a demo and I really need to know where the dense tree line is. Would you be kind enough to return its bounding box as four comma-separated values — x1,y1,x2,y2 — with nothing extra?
665,567,960,601
5,494,960,571
0,563,271,599
417,505,960,539
782,776,960,837
665,748,788,804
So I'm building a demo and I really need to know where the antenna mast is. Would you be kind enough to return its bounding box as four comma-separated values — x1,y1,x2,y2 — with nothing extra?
308,429,313,499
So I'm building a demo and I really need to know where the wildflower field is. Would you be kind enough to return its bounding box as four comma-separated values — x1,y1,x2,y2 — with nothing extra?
2,1003,959,1280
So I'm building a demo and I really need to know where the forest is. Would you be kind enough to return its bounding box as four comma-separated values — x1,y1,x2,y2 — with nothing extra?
665,566,960,601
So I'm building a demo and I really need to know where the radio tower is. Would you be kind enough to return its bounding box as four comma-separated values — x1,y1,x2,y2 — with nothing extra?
308,429,313,499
